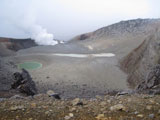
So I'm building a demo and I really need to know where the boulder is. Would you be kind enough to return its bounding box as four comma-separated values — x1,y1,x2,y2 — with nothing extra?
110,104,127,112
71,98,83,106
46,90,61,99
136,64,160,94
11,69,37,96
146,65,160,88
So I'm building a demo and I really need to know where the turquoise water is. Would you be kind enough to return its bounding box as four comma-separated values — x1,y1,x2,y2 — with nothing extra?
18,61,42,70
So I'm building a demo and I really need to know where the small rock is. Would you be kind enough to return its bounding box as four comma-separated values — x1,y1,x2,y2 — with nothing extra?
102,111,107,114
100,102,106,106
10,105,24,111
117,91,129,96
149,114,154,119
143,95,154,99
134,111,139,115
69,113,74,117
0,98,6,102
137,114,144,118
46,76,50,79
47,90,55,96
69,107,76,112
149,99,155,104
31,103,36,108
45,111,50,115
110,104,126,111
71,98,83,106
96,95,102,99
96,114,105,119
127,98,132,102
158,109,160,115
34,94,50,101
64,115,71,120
46,90,61,99
107,100,111,103
100,107,106,112
52,93,61,99
10,95,25,99
146,105,152,110
49,110,53,112
16,116,19,119
42,105,48,109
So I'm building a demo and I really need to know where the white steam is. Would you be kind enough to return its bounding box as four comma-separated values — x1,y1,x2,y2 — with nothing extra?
20,13,58,46
30,24,58,45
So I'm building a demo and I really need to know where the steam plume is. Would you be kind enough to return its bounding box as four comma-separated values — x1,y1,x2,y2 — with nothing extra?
1,0,58,46
30,24,58,45
20,13,58,46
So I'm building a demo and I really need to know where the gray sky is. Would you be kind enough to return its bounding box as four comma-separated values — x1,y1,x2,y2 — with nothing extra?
0,0,160,41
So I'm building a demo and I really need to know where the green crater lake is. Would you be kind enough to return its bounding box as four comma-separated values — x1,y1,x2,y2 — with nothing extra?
18,62,42,70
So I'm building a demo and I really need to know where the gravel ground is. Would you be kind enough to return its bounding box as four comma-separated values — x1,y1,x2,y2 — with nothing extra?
0,94,160,120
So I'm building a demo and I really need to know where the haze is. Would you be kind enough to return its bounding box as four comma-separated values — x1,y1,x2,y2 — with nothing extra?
0,0,160,41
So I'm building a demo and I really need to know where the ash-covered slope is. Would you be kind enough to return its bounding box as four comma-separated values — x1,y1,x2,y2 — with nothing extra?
120,25,160,90
0,37,37,56
0,56,17,92
70,18,160,57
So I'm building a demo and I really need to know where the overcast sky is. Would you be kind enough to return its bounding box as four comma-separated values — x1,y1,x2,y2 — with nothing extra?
0,0,160,41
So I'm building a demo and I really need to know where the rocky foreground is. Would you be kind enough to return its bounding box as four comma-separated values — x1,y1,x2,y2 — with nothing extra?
0,94,160,120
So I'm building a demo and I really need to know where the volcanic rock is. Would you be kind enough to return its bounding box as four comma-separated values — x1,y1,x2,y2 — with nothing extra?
110,104,127,111
136,64,160,94
71,98,83,106
120,24,160,94
46,90,61,99
11,69,37,96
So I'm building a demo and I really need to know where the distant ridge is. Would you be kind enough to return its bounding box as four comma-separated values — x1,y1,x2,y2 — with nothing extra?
70,18,160,57
0,37,37,56
71,18,160,41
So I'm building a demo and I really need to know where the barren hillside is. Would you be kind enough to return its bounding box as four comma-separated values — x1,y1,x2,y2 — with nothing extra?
120,24,160,89
71,19,160,58
0,37,37,57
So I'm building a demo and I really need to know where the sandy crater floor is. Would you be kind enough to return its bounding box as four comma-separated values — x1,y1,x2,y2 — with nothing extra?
11,49,128,98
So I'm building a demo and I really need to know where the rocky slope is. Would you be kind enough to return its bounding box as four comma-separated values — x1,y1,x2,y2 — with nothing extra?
0,57,17,91
120,24,160,89
70,18,160,57
0,37,37,56
71,18,160,94
0,38,37,97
